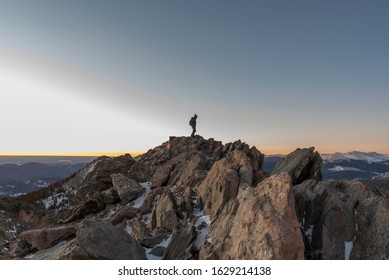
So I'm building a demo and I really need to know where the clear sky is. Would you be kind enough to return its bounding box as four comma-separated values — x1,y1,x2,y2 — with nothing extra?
1,0,388,155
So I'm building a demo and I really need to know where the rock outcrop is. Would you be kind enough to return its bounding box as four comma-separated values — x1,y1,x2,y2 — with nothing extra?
8,225,76,257
272,147,322,185
76,219,146,260
294,179,389,259
1,136,388,260
199,173,304,259
111,173,145,204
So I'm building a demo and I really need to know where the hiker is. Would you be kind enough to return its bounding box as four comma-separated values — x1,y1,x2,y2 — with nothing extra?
189,114,198,137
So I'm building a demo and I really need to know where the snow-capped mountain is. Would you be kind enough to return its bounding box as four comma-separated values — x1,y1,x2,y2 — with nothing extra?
321,151,389,164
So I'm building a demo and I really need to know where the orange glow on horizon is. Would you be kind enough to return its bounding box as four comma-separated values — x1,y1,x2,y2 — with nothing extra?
0,151,145,157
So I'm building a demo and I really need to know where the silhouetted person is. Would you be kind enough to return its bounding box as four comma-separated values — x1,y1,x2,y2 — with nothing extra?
189,114,198,137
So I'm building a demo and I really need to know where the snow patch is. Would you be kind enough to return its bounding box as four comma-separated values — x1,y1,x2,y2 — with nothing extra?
125,220,133,235
41,192,69,210
328,166,364,172
81,160,100,180
305,225,314,242
85,160,99,175
7,225,18,238
145,234,172,260
141,213,152,225
344,241,354,260
193,211,211,249
132,182,152,208
145,248,160,260
10,193,24,197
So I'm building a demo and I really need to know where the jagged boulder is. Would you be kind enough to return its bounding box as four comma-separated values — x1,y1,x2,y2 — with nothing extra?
272,147,322,185
8,225,76,257
127,219,151,241
101,188,120,205
96,154,136,183
163,224,196,260
152,164,174,188
58,197,105,223
294,179,389,259
197,147,265,219
198,199,239,259
30,239,90,260
139,187,164,216
199,173,304,259
76,219,146,260
141,228,170,248
109,204,138,225
151,190,180,232
111,173,144,204
197,157,239,219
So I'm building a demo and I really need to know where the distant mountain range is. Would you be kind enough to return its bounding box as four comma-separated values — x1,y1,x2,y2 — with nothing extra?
0,156,95,197
264,151,389,189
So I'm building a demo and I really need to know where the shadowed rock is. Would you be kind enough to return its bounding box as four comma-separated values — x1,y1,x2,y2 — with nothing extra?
163,224,196,260
76,219,146,260
96,154,136,183
272,147,322,185
294,179,389,259
8,225,76,257
111,173,144,204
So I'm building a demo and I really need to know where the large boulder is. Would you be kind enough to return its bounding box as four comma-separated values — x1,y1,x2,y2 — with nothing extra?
101,188,120,205
76,219,146,260
163,224,196,260
199,173,304,259
141,228,170,248
109,204,138,226
8,225,76,257
271,147,322,185
58,197,105,223
294,179,389,259
150,190,180,232
111,173,145,204
197,147,265,219
96,154,135,183
30,239,90,260
138,187,164,216
197,156,239,219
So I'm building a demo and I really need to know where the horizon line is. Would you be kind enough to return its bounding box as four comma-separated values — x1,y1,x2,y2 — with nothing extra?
0,151,145,157
0,149,388,157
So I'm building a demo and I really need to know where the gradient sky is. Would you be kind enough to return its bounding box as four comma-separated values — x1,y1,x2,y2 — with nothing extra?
1,0,388,155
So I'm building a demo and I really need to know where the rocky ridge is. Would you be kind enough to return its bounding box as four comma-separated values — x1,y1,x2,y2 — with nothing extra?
0,136,388,260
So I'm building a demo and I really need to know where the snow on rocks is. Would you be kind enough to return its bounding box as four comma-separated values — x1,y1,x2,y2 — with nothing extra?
344,241,354,260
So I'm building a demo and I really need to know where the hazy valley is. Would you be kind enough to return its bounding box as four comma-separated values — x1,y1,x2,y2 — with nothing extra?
0,157,95,197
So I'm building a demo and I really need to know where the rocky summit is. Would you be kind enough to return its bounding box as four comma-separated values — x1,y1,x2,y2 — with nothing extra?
0,136,388,260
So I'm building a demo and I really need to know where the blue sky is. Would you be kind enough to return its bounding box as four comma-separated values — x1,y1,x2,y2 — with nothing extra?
1,0,388,155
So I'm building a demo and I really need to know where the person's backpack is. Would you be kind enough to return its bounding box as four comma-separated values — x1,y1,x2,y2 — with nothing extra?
189,117,194,126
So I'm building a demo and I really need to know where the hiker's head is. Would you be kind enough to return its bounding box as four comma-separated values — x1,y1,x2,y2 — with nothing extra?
194,114,198,118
